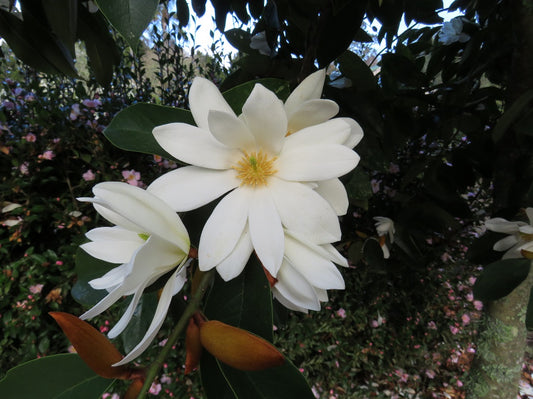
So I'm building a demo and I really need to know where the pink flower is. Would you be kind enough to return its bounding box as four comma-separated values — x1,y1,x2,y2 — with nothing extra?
24,133,37,142
427,321,437,330
370,320,379,328
336,308,347,319
82,169,96,181
70,104,81,120
449,325,459,335
19,162,29,175
160,374,172,384
149,382,162,395
474,300,483,311
468,276,476,285
461,313,471,326
122,169,141,186
39,150,55,160
466,292,474,302
29,284,44,294
371,179,380,193
82,98,102,108
425,369,436,379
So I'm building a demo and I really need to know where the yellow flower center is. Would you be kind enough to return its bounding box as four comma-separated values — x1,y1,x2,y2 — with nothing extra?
233,151,277,187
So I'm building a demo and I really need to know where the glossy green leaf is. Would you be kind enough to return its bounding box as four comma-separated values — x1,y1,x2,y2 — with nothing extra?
201,255,315,398
203,254,273,341
473,258,531,302
526,286,533,330
337,50,377,92
121,292,158,353
42,0,77,55
95,0,159,50
0,353,113,399
493,89,533,143
224,29,252,53
103,103,194,157
72,247,115,307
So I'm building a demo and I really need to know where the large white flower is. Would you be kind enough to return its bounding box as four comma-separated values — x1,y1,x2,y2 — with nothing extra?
438,17,470,45
77,182,190,365
271,230,348,312
148,70,362,280
485,208,533,259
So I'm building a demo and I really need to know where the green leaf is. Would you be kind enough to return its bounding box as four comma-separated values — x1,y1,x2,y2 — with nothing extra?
363,238,385,269
345,168,372,204
204,254,273,341
121,292,158,353
95,0,159,51
224,28,252,53
337,50,377,92
526,286,533,331
0,353,113,399
201,255,315,398
222,78,290,115
42,0,77,55
493,89,533,143
103,103,194,157
473,258,531,302
72,247,115,307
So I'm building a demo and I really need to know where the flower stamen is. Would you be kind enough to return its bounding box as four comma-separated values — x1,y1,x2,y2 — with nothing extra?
233,151,277,187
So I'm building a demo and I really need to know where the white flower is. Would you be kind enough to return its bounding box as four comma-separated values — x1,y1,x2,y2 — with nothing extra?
374,216,395,259
438,17,470,45
148,70,362,281
485,208,533,259
271,230,348,312
77,182,190,365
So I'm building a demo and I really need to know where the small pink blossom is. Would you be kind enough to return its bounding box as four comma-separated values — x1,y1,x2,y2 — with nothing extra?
336,308,346,319
474,300,483,311
461,313,471,326
24,133,37,142
19,162,29,175
29,284,44,294
149,382,162,395
449,325,459,335
122,169,141,186
468,276,476,285
70,104,81,120
466,292,474,302
160,374,172,384
82,98,102,108
82,169,96,181
427,321,437,330
371,179,380,193
39,150,55,160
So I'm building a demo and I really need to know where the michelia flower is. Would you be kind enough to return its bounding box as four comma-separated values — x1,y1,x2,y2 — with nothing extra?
374,216,395,259
148,70,362,280
77,182,190,365
271,230,348,312
485,208,533,259
438,17,470,45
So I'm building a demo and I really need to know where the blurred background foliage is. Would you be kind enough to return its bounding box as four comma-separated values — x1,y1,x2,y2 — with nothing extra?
1,0,533,397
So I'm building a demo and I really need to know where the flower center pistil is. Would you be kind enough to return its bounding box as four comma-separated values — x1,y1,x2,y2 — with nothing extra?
233,150,277,187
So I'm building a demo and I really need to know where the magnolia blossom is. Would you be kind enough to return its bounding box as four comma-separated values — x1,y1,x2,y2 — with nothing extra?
374,216,395,258
438,17,470,45
148,70,362,282
485,208,533,259
270,230,348,312
78,182,190,365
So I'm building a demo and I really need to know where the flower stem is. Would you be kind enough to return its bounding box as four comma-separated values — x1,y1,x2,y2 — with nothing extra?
137,269,214,398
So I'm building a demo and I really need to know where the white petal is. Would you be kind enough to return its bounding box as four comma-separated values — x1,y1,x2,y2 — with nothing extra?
526,208,533,225
271,179,341,243
189,77,236,130
199,188,250,270
520,225,533,234
277,144,360,181
321,243,349,267
314,178,349,216
216,228,254,281
338,117,364,148
82,227,144,264
493,235,519,251
107,279,150,339
282,119,351,152
248,188,284,276
274,260,320,311
485,218,524,234
502,244,523,259
148,167,239,212
153,123,240,169
286,230,348,267
89,182,190,253
382,243,391,259
88,264,129,290
241,84,287,155
113,265,187,365
272,289,308,313
284,69,326,116
285,235,345,290
208,110,256,149
287,99,339,133
80,284,126,320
